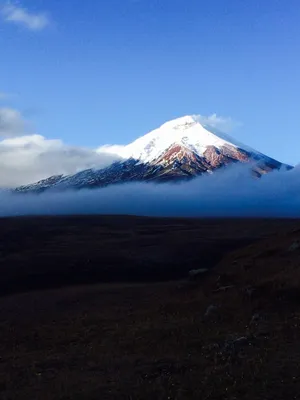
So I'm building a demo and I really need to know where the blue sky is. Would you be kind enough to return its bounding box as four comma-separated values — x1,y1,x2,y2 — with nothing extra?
0,0,300,174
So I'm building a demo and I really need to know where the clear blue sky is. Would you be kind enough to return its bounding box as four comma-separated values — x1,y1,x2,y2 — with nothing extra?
1,0,300,165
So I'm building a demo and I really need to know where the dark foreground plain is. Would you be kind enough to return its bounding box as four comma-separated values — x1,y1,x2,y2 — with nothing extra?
1,216,300,399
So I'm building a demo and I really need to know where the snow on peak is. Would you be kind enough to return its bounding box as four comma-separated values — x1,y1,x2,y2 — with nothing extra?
120,115,253,163
158,115,199,130
99,115,255,163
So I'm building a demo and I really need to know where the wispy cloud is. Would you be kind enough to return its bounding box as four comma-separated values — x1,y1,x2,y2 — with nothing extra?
1,3,50,31
194,114,242,133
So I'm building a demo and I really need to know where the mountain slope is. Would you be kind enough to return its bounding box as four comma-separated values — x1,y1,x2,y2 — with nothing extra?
15,116,289,193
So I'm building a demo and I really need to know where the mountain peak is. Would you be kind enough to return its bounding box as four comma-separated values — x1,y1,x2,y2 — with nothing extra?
159,115,199,130
119,115,248,163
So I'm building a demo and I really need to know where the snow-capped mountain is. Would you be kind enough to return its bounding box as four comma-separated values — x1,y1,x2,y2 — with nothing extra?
15,115,290,193
106,115,253,162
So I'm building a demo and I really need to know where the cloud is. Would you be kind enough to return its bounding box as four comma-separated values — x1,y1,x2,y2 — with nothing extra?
0,107,29,137
194,114,242,133
0,164,299,218
96,144,126,156
0,134,122,188
0,106,122,187
1,3,50,31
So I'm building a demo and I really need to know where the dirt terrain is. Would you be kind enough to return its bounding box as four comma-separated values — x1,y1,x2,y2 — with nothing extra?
0,216,298,295
0,216,300,399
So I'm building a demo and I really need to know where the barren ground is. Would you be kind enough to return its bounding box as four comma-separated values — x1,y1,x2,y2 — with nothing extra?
0,216,300,399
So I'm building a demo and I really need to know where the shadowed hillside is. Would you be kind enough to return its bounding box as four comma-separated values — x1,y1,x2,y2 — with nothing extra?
1,216,300,399
0,216,298,296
